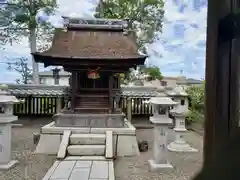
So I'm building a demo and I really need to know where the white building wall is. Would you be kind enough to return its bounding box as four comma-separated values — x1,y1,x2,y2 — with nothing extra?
45,78,54,85
40,77,69,86
59,77,69,86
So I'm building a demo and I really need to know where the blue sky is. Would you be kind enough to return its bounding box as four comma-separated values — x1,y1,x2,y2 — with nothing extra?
0,0,207,83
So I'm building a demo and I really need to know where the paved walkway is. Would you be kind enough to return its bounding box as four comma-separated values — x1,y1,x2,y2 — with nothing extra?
42,160,114,180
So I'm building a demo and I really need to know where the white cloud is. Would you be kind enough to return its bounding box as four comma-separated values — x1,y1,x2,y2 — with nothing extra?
148,0,207,79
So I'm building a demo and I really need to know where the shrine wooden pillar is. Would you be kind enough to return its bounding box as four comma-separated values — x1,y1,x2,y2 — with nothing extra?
109,73,113,112
117,75,121,88
204,0,239,168
71,72,77,110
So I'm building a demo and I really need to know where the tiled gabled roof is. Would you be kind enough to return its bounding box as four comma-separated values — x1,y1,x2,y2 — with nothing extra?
3,84,188,98
6,84,66,96
120,86,164,97
4,84,161,97
34,29,144,59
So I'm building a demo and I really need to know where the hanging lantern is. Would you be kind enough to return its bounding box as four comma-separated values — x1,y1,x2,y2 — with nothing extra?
88,67,100,79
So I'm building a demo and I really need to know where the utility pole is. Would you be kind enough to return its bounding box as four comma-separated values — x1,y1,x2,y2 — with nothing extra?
99,0,104,18
95,0,104,18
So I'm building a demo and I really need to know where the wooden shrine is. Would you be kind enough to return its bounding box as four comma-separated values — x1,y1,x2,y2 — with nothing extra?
32,17,146,127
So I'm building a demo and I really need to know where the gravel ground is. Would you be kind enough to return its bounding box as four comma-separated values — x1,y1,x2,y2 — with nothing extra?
115,129,203,180
0,119,203,180
0,119,56,180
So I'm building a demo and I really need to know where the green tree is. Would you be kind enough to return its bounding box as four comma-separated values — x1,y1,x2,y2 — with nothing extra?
95,0,164,53
0,0,57,84
6,57,32,84
3,57,32,84
143,65,163,80
185,83,205,123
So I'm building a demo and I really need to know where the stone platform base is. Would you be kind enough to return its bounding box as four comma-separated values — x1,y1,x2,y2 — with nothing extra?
35,119,140,157
148,159,173,171
53,113,125,128
167,141,198,152
0,160,18,170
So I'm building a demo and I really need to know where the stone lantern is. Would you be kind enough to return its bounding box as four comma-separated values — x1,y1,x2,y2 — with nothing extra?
148,97,178,170
166,85,198,152
0,84,22,170
167,105,198,152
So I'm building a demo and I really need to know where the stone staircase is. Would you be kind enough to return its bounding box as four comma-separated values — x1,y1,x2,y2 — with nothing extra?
43,131,115,180
57,130,114,160
75,96,110,113
67,134,106,156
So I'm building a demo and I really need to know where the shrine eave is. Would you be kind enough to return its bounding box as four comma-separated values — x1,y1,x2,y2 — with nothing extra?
32,53,147,67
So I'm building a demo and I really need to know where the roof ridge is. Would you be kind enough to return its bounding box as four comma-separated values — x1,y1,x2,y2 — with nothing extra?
62,17,128,31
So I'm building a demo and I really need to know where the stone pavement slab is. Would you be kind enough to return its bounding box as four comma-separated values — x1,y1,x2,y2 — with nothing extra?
43,159,114,180
89,161,108,179
75,161,92,168
69,168,91,180
50,161,76,179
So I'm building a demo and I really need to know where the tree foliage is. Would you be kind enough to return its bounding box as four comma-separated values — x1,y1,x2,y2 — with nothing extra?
6,57,32,84
185,82,205,123
143,65,163,80
0,0,57,83
0,0,56,47
95,0,164,53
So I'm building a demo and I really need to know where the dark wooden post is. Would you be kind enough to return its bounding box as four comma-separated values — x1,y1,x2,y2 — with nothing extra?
27,95,32,115
52,68,60,85
204,0,239,168
117,75,121,88
109,73,113,113
71,72,77,110
228,0,240,137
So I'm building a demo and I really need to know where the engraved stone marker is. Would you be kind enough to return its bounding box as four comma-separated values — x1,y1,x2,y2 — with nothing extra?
0,84,22,170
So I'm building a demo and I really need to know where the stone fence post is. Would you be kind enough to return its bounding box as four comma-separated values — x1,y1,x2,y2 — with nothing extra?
56,97,62,113
127,97,132,122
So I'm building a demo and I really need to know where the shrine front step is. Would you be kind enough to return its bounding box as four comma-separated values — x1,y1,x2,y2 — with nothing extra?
68,145,105,156
57,131,114,160
68,134,106,156
76,99,109,107
74,107,110,114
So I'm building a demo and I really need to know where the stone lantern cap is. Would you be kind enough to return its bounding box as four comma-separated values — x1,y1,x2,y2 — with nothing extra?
149,97,178,106
170,105,189,117
166,86,188,97
0,84,22,104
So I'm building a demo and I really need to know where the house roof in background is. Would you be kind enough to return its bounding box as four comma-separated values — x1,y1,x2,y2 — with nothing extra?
162,76,202,84
162,76,186,81
185,78,203,84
